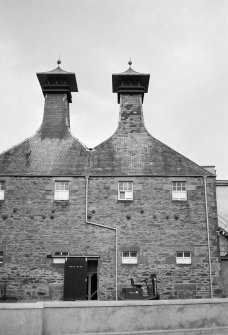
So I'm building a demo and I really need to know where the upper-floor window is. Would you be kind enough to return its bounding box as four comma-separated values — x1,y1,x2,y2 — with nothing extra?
122,251,138,264
172,181,187,201
54,181,69,201
0,181,5,200
0,251,3,264
118,181,133,200
176,252,191,264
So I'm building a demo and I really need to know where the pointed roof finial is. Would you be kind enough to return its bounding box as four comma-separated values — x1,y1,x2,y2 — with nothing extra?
57,54,61,67
128,57,132,68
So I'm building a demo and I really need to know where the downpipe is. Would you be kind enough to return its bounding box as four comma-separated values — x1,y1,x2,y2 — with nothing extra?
85,176,118,301
204,176,213,298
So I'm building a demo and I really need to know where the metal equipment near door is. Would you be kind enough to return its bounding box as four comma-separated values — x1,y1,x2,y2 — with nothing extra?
122,273,160,300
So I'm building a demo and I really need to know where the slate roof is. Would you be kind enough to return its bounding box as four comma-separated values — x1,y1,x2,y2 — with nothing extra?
112,66,150,93
0,121,211,176
89,124,210,176
37,66,78,93
0,130,88,176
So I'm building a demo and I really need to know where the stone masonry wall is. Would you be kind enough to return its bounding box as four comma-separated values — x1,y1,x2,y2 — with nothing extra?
0,175,223,301
0,177,87,301
86,175,223,300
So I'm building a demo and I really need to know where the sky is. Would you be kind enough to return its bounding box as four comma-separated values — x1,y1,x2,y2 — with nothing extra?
0,0,227,179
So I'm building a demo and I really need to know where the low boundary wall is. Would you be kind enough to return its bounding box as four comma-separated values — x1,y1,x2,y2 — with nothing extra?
0,302,43,335
1,298,228,335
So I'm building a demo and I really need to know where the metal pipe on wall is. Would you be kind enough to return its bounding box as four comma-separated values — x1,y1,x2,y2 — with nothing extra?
85,176,118,301
204,175,213,298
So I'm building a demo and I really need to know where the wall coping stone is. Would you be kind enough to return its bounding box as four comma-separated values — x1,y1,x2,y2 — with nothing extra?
1,298,228,310
42,298,228,308
0,302,44,309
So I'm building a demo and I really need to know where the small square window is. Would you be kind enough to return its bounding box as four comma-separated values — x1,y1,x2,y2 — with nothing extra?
53,251,69,264
172,182,187,201
122,251,138,264
0,251,3,264
54,181,69,201
118,182,133,200
176,251,191,264
0,181,5,200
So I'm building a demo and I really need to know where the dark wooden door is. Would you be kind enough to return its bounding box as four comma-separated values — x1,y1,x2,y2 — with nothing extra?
64,258,87,300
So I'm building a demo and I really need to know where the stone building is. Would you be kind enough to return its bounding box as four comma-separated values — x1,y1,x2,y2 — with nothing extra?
0,61,223,301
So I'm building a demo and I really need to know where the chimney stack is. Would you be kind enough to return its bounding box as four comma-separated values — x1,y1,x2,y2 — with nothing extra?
112,61,150,130
36,61,78,139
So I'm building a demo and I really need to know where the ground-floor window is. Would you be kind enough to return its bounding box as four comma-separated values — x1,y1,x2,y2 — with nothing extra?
122,251,138,264
176,251,191,264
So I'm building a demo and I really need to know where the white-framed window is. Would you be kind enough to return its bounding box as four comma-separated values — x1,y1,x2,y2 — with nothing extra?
176,252,191,264
0,181,5,200
0,251,3,264
53,251,69,264
54,181,69,201
122,251,138,264
172,181,187,201
118,181,133,200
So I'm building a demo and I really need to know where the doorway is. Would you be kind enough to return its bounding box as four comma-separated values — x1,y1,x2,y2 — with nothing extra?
63,257,98,301
87,259,98,300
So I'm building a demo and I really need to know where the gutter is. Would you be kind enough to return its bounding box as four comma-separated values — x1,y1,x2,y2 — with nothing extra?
0,174,212,178
85,176,118,301
204,176,213,298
